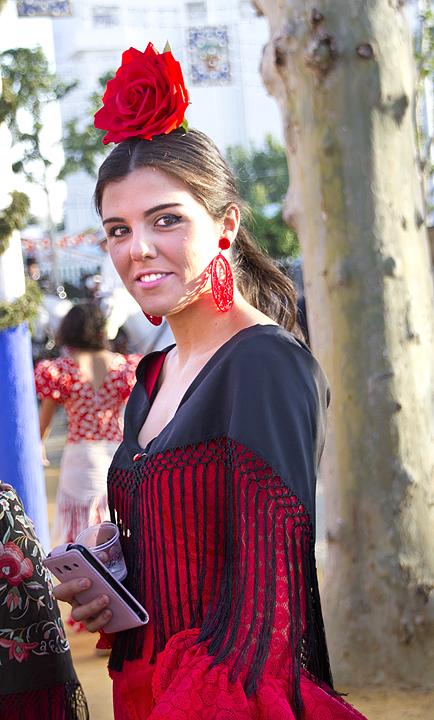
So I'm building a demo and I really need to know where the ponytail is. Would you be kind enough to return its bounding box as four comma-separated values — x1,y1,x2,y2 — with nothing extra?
233,226,297,332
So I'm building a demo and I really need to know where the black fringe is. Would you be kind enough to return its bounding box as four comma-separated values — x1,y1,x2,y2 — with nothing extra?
0,680,89,720
107,438,333,720
302,534,334,688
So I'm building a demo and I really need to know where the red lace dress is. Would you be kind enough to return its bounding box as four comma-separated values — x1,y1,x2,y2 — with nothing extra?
103,326,367,720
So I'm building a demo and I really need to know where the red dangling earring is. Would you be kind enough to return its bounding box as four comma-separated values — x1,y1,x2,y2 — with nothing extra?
143,312,162,326
209,237,234,312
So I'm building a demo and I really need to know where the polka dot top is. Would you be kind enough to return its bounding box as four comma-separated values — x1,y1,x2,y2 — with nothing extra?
35,354,141,443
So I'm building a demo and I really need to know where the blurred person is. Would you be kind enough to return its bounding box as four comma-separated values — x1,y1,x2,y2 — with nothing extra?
25,255,41,282
34,301,140,547
0,481,89,719
82,272,102,300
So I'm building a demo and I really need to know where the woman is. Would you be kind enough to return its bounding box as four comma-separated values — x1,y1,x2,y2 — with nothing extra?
35,301,140,545
54,44,367,719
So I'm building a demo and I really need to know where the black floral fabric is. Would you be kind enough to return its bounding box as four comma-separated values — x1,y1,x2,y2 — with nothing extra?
0,483,88,719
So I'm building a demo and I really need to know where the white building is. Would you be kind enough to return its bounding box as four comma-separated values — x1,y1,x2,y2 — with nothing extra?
51,0,283,234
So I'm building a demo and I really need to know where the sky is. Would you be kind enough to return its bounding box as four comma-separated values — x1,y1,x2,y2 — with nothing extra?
1,0,65,224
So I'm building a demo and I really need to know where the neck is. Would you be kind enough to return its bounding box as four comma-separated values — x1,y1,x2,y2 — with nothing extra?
165,289,262,366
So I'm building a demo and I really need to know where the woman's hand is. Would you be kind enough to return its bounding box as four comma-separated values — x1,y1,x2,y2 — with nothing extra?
53,578,112,632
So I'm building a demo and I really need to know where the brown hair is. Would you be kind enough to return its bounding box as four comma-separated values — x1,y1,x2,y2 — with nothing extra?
94,128,297,331
56,301,108,350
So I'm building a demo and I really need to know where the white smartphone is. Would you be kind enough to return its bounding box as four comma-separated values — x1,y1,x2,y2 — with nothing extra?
43,543,149,633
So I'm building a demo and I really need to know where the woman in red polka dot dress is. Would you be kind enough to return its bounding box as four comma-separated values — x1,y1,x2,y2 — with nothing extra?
35,301,140,546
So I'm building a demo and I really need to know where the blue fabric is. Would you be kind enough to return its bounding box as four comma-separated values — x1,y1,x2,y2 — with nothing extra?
0,323,49,548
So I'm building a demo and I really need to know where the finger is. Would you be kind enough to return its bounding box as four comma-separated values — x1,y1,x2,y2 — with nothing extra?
85,608,113,633
53,578,91,604
71,593,110,623
95,550,109,563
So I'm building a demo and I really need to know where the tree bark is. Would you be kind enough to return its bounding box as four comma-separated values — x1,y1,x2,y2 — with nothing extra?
255,0,434,688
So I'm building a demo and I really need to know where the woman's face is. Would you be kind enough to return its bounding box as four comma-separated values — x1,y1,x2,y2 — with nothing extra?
101,167,234,318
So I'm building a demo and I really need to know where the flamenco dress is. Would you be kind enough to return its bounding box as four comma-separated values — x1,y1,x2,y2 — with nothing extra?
101,325,367,720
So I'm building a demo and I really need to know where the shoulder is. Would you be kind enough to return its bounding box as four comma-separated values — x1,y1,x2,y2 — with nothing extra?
223,325,329,405
110,352,141,371
214,326,329,512
35,356,74,378
109,353,142,398
34,356,74,400
227,324,309,363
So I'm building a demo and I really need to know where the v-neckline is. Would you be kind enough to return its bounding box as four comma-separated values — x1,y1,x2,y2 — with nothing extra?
134,323,277,454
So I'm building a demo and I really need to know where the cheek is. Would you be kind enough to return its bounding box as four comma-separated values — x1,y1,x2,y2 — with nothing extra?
180,231,217,276
109,244,129,276
181,243,210,279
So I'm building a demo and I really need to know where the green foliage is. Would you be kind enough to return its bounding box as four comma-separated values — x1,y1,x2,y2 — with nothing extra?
0,190,39,332
415,3,434,81
226,135,289,207
226,136,299,258
0,280,42,332
0,192,30,255
0,47,77,187
248,209,299,259
59,72,112,179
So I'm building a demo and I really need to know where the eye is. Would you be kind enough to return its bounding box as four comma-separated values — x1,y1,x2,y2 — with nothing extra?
154,214,182,228
106,225,129,239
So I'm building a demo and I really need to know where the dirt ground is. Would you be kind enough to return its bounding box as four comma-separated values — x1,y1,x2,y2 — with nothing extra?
65,620,434,720
63,585,434,720
65,627,434,720
46,415,434,720
344,689,434,720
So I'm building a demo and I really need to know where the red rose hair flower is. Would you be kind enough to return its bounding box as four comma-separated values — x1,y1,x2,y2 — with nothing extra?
94,42,190,145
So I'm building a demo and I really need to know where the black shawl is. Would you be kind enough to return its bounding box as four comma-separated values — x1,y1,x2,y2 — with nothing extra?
107,324,332,717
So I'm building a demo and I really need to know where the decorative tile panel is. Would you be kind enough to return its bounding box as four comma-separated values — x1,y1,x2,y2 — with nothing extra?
16,0,72,16
188,26,231,86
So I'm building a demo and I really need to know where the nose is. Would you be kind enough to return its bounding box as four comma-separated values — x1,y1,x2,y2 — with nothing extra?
129,229,157,262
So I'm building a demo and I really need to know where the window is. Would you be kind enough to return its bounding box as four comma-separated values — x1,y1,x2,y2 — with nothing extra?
17,0,71,17
92,5,119,27
186,1,206,22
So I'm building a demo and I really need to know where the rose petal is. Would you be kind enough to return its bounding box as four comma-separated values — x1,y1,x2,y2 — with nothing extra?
94,43,189,144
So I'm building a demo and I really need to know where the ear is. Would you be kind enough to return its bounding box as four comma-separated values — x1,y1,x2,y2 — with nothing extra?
221,204,240,242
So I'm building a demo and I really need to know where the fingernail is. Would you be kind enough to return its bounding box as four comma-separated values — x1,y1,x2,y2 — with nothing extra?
98,595,109,606
103,609,112,619
79,578,90,589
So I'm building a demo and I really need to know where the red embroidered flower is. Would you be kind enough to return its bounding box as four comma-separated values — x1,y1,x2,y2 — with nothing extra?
94,43,190,144
0,541,33,586
0,638,38,662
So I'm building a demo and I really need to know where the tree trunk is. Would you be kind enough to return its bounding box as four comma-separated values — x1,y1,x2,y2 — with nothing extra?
255,0,434,688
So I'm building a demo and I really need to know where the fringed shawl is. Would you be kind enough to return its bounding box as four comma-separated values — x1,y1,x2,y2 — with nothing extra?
107,324,332,719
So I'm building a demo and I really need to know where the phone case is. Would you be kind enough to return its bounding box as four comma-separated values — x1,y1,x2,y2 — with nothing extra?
43,544,149,633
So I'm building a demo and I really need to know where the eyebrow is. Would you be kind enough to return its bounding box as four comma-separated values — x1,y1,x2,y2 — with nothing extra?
102,203,183,225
